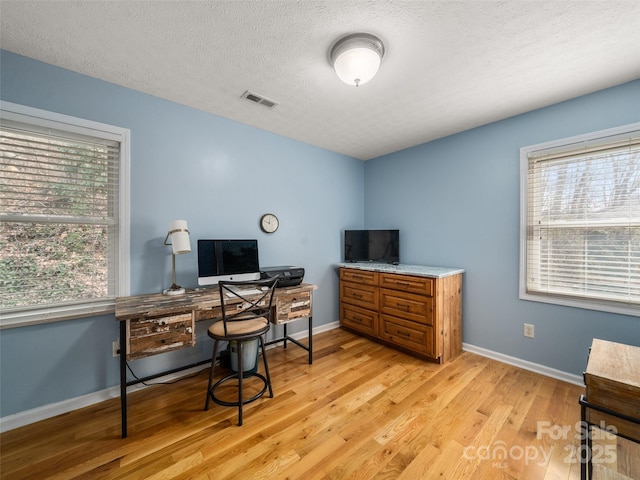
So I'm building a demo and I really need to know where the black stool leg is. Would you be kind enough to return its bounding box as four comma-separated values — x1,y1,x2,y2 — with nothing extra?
260,335,273,397
205,339,220,411
237,341,244,426
206,336,271,426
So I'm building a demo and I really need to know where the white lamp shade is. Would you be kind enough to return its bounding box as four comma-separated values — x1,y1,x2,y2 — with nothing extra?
168,219,191,254
333,47,381,86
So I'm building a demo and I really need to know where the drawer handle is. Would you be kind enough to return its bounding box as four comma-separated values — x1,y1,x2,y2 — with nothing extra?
396,281,410,287
352,293,364,298
161,339,166,344
186,327,193,334
396,303,411,310
398,331,411,337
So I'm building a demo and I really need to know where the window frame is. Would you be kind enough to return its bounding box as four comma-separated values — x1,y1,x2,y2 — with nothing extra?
0,101,130,328
519,122,640,317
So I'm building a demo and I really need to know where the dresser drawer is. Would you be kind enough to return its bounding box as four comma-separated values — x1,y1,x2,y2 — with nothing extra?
273,290,312,324
341,303,378,337
380,314,434,358
340,282,379,310
380,273,433,296
340,268,379,286
380,288,433,325
128,312,195,360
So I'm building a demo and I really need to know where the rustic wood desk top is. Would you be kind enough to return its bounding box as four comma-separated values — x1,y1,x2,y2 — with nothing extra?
115,283,317,321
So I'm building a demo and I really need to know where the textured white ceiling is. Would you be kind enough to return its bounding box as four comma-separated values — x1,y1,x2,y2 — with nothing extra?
1,0,639,160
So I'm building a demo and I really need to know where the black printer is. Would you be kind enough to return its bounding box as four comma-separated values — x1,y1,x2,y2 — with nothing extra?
260,265,305,287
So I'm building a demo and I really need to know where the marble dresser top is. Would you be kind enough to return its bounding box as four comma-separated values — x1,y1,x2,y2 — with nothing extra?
337,262,464,278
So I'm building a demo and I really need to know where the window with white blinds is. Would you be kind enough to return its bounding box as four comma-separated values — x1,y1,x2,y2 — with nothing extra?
0,102,130,328
520,123,640,316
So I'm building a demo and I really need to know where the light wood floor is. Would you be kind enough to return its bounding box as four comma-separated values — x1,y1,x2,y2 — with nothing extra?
1,328,638,480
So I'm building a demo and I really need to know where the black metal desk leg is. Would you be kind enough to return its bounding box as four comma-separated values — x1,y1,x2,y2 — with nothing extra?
308,316,313,364
283,323,288,348
580,402,587,479
587,422,594,479
119,320,128,438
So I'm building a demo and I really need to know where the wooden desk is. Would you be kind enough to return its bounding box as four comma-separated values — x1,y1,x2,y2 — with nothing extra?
579,339,640,479
115,283,316,438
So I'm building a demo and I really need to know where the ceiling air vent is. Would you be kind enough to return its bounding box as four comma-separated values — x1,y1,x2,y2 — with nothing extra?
241,90,279,109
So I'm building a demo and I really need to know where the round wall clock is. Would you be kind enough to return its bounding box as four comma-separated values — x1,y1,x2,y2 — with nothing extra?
260,213,279,233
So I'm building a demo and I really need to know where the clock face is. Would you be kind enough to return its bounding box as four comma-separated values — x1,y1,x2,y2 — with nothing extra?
260,213,279,233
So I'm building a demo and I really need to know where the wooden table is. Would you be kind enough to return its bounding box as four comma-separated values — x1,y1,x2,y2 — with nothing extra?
579,339,640,479
115,283,317,438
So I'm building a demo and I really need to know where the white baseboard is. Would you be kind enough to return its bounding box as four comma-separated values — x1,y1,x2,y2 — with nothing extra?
0,386,118,434
285,320,340,340
0,364,209,434
0,321,342,433
463,342,584,386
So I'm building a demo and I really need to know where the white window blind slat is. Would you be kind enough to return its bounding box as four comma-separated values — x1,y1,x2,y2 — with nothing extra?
1,125,119,222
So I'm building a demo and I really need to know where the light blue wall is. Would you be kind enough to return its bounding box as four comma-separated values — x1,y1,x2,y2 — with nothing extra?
0,51,364,417
365,79,640,376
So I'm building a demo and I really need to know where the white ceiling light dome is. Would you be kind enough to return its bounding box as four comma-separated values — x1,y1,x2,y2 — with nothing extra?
330,33,385,87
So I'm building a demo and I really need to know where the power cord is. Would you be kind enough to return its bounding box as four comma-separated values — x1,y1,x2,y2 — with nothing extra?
125,360,216,387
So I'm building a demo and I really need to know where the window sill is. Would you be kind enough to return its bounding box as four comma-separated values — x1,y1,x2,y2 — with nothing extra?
0,301,116,329
519,291,639,318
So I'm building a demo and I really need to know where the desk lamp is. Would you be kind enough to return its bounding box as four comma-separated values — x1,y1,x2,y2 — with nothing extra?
163,219,191,295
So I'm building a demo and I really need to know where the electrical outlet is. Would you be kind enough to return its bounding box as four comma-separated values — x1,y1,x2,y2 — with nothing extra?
112,340,120,357
524,323,535,338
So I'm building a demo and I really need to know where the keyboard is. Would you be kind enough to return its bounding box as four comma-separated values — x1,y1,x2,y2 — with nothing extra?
225,288,261,297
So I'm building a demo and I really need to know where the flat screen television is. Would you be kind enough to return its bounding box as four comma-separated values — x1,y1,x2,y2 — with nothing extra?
344,229,399,264
197,239,260,286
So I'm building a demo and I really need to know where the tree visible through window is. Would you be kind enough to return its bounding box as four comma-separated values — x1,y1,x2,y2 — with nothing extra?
0,102,129,327
520,124,640,316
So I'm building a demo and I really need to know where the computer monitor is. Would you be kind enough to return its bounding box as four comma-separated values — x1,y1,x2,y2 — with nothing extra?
197,239,260,286
344,229,399,264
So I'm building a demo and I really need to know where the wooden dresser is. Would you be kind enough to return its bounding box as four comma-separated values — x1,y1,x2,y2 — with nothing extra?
339,264,463,364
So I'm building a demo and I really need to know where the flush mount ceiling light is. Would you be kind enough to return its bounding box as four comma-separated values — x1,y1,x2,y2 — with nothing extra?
330,33,385,87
